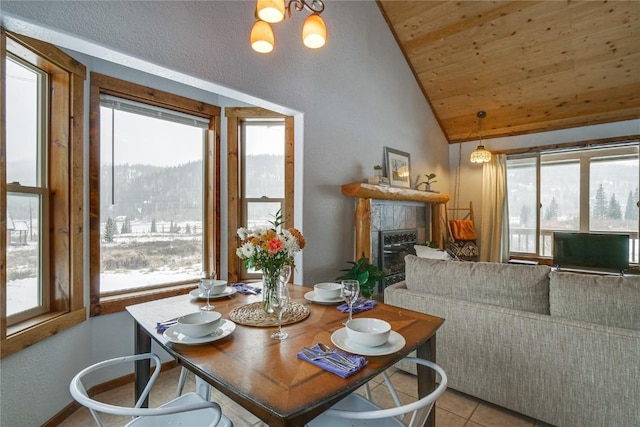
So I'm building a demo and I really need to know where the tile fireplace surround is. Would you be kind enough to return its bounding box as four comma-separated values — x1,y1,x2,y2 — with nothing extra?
341,183,451,295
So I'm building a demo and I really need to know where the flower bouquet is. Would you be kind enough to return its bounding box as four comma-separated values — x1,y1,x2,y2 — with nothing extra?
236,210,305,313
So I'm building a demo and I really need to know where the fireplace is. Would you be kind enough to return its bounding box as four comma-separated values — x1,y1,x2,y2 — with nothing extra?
379,229,417,290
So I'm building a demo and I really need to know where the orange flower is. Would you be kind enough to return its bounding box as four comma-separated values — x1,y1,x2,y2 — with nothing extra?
289,228,306,249
268,237,283,253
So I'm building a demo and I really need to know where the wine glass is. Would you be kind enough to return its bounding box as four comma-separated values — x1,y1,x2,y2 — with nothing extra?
279,265,292,286
200,270,216,311
341,280,360,325
270,282,291,340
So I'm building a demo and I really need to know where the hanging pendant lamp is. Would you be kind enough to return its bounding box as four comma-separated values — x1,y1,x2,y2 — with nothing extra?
251,0,327,53
470,111,492,164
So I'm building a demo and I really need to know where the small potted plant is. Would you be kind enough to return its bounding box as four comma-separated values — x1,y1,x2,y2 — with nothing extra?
336,257,385,298
417,173,437,191
368,165,389,186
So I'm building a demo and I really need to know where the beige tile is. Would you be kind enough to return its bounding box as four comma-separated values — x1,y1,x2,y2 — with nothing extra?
470,403,535,427
435,407,467,427
386,370,420,399
436,389,479,419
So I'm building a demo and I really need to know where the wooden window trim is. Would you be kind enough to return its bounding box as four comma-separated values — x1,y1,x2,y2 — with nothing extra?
1,29,85,359
88,73,221,316
226,108,294,282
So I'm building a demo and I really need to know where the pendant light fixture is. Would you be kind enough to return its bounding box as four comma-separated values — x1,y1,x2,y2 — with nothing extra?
469,110,492,164
251,0,327,53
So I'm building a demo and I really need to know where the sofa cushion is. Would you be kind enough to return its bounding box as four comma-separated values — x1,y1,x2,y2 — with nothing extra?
404,255,551,314
549,271,640,330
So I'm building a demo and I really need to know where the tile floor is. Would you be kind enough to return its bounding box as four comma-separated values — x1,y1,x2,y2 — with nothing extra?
59,365,553,427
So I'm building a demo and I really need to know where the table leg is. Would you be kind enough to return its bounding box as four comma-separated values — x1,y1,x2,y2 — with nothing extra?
134,321,152,407
416,334,437,427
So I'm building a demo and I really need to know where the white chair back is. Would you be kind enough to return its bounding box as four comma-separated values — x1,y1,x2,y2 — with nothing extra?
307,357,447,427
69,353,228,427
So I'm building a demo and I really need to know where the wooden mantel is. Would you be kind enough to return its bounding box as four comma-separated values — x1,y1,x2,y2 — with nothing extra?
342,183,451,260
341,183,450,204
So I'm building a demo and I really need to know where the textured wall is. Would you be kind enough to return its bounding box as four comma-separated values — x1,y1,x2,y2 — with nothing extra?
0,1,448,425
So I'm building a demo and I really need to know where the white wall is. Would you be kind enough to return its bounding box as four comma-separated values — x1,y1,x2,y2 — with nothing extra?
0,1,448,425
449,119,640,241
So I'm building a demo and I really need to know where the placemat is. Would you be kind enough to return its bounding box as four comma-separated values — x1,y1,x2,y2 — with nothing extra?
229,302,310,327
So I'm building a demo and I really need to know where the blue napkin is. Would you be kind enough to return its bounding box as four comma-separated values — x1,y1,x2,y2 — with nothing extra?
156,317,178,334
231,283,262,295
337,297,376,314
297,344,367,378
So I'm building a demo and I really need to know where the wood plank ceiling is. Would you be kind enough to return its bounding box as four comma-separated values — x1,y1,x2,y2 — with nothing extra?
377,1,640,143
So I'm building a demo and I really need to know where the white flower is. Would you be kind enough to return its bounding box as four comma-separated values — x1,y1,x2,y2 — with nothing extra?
238,242,255,259
237,227,250,240
280,229,300,254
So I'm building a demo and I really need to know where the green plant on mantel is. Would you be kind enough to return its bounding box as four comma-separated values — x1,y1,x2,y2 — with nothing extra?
417,173,437,189
336,257,385,298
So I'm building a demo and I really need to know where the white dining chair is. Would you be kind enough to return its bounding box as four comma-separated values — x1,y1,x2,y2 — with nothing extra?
69,353,233,427
306,358,447,427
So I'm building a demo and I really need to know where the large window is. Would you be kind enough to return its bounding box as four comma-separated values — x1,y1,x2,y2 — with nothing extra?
507,143,639,263
2,29,85,358
226,108,294,282
89,73,220,315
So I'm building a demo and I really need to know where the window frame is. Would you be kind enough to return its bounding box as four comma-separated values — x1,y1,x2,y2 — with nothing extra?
226,108,294,283
1,28,86,359
506,138,639,264
88,73,221,316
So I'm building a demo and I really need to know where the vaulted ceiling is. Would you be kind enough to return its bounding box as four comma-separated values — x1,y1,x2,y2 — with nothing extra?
377,1,640,143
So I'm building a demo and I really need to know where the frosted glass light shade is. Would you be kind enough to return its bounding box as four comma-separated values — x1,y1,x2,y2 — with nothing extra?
257,0,285,23
302,13,327,49
251,20,275,53
470,145,492,163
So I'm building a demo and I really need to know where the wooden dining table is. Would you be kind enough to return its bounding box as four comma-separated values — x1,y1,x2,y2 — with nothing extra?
126,284,444,427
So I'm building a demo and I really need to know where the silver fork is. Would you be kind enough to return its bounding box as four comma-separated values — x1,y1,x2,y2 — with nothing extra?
316,343,358,368
301,348,353,371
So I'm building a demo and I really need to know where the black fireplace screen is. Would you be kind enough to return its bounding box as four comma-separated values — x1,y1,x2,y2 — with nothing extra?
379,229,417,289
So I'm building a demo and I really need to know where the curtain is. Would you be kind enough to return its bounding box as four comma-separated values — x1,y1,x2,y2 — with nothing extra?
480,154,510,262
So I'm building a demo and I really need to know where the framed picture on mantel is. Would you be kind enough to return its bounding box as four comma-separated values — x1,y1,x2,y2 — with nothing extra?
384,147,411,188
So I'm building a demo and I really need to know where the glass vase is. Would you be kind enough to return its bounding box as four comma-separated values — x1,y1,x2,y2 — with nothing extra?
262,270,279,314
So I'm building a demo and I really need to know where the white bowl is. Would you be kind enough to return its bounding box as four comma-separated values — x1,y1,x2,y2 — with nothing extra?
203,279,228,295
345,318,391,347
314,282,342,300
176,311,222,337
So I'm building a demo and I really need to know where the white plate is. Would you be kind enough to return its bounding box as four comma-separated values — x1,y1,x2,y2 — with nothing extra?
331,328,406,356
189,287,236,300
304,291,344,305
163,319,236,345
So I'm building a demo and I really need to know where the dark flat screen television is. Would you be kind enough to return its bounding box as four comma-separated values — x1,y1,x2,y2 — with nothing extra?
553,232,630,272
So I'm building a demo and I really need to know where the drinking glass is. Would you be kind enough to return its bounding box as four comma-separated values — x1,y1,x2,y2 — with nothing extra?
200,270,216,311
341,280,360,324
270,282,291,340
279,265,292,286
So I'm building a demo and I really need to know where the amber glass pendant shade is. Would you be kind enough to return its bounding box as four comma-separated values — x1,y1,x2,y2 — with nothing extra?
251,20,275,53
302,13,327,49
257,0,285,23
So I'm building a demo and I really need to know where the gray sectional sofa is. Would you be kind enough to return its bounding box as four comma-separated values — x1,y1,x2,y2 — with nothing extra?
385,255,640,427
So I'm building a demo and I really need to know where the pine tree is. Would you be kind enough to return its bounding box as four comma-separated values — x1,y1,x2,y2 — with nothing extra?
104,217,117,243
625,188,639,221
607,193,622,220
150,218,157,233
593,184,607,218
120,216,131,234
544,197,559,221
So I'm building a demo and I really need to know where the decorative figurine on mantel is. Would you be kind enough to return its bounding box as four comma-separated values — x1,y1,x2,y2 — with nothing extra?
368,165,390,186
416,173,438,192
